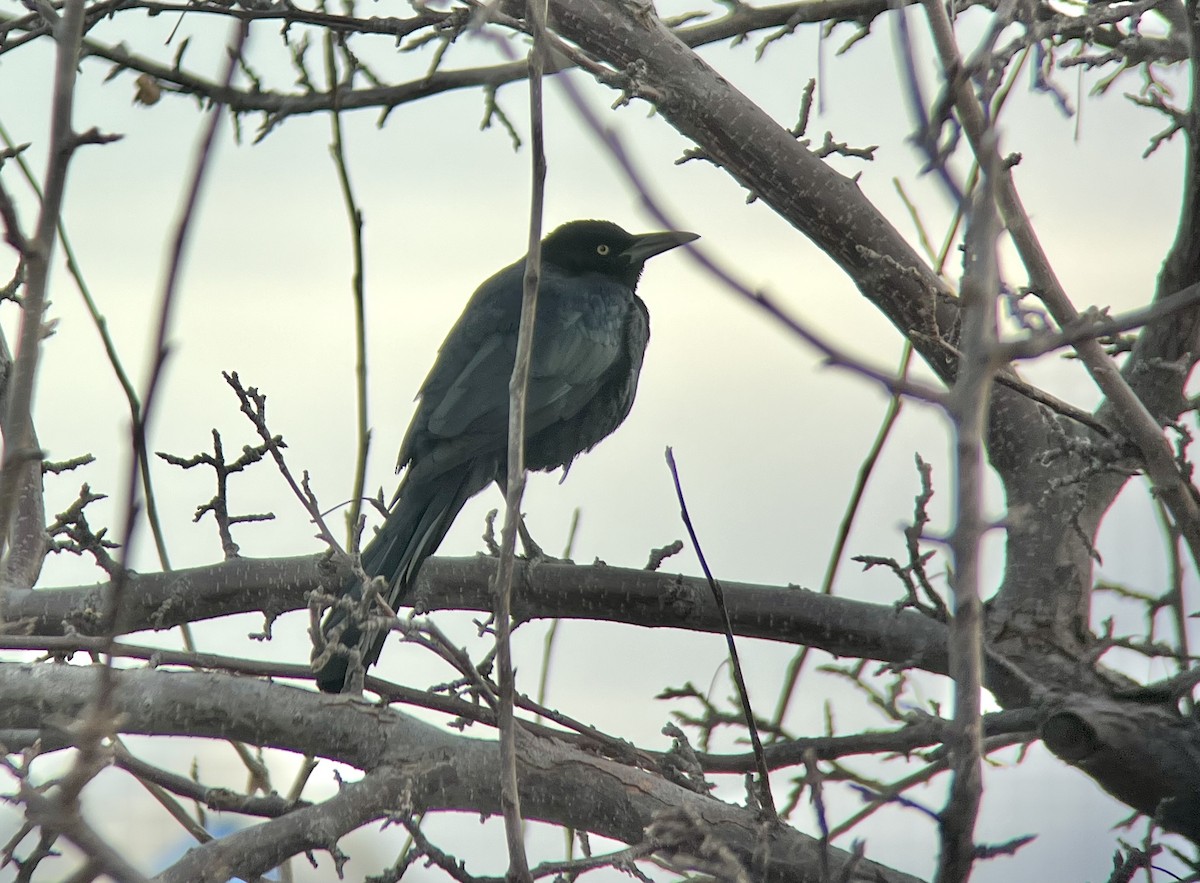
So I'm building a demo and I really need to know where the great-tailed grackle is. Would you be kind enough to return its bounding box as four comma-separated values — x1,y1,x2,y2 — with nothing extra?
315,219,698,692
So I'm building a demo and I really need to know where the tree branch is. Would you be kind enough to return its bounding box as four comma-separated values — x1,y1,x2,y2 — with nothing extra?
0,664,928,883
3,553,960,678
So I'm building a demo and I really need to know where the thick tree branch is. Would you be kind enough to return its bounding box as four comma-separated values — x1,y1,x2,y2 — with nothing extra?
3,553,957,676
1040,693,1200,843
19,550,1200,840
0,664,927,883
155,765,409,883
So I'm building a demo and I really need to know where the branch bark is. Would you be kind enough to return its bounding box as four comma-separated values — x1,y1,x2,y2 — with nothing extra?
0,664,928,883
3,553,957,678
11,552,1200,843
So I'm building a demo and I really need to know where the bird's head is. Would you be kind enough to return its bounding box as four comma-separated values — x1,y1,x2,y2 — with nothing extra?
541,219,699,289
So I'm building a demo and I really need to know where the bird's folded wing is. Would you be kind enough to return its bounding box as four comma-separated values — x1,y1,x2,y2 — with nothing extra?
424,291,626,443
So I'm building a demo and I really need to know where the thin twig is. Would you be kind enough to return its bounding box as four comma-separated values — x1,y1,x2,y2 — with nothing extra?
101,21,248,643
770,342,915,732
0,0,923,132
665,447,776,822
115,740,305,819
535,507,580,720
223,371,343,553
113,738,214,843
934,141,1002,883
491,0,550,876
1003,280,1200,359
1155,498,1194,715
324,30,371,553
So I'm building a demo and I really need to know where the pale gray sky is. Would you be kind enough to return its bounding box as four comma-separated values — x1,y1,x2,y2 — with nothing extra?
0,1,1192,879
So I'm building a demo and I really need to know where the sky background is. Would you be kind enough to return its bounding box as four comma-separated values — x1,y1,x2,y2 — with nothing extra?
0,0,1194,879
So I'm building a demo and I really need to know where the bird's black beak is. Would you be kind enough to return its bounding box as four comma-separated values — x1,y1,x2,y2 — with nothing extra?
622,230,700,264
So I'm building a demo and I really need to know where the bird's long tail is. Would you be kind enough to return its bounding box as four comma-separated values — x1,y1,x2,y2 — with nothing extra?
314,459,495,692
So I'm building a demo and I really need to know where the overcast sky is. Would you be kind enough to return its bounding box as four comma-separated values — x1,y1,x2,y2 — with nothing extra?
0,0,1194,879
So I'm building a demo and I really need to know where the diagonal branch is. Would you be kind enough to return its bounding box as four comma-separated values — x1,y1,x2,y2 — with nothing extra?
921,0,1200,578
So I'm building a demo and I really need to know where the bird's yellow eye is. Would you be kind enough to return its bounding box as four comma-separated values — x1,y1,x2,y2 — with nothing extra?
596,244,610,256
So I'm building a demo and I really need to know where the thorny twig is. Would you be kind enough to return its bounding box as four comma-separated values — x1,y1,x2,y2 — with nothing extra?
223,370,343,554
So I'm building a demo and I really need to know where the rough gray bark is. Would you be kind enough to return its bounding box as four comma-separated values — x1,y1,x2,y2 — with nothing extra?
1,664,927,883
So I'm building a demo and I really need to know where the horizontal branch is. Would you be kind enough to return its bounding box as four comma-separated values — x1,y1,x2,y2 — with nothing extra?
0,664,927,883
0,632,1043,778
20,0,1168,143
0,0,900,134
698,708,1038,773
6,553,959,677
4,552,324,636
4,619,1195,849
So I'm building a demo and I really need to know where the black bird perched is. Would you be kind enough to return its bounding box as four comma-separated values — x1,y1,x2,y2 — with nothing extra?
315,219,698,692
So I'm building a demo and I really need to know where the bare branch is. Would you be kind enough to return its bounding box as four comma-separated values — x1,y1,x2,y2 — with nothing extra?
922,0,1200,580
5,553,966,683
323,31,371,554
0,664,929,883
0,0,90,591
666,447,776,820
